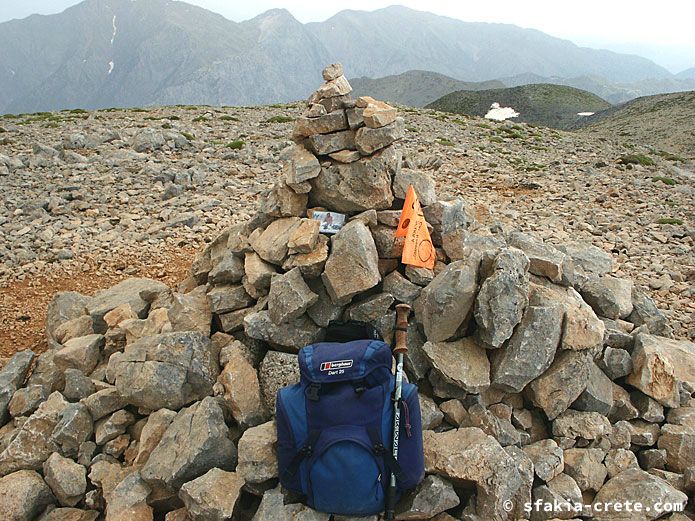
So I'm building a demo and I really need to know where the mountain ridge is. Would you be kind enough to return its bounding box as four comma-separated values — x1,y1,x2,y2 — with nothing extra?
0,0,682,113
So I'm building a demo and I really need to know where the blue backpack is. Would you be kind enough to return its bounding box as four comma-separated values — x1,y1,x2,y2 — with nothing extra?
276,339,425,516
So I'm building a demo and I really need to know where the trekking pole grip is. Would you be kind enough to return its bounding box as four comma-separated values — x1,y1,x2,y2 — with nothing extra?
393,304,410,355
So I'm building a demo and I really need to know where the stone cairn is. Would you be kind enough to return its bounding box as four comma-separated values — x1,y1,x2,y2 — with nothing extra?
0,64,693,521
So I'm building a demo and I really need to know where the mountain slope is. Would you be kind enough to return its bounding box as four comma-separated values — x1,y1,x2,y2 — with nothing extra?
426,84,611,129
573,90,695,158
0,1,679,112
349,70,504,107
676,67,695,79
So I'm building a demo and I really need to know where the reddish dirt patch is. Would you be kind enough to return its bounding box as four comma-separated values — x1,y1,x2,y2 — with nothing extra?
0,248,196,360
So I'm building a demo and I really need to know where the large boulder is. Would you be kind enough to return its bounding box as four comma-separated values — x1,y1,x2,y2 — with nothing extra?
322,220,381,305
141,397,236,491
178,468,244,521
0,469,55,521
310,145,399,212
236,420,277,484
86,278,169,331
414,251,481,342
109,331,219,411
0,350,35,426
244,311,323,352
422,338,490,394
424,428,522,520
267,268,319,324
215,347,266,427
625,333,683,408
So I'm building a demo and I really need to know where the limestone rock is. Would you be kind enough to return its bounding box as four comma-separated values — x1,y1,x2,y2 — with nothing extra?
208,254,244,286
206,285,254,315
383,271,422,306
657,424,695,473
322,63,343,81
0,469,55,521
508,232,567,283
55,334,104,375
46,292,91,342
491,305,562,392
268,268,318,324
244,252,276,293
283,233,329,279
285,145,321,188
310,144,399,212
104,471,152,521
422,338,490,394
110,331,219,411
591,468,687,520
134,408,177,466
528,350,592,420
236,420,277,484
572,363,614,415
474,247,530,348
86,278,168,331
50,402,94,458
424,428,522,520
0,391,68,476
244,311,322,352
563,448,607,492
392,168,437,207
362,99,398,129
553,410,612,441
216,347,266,427
258,351,300,412
395,474,459,519
8,385,48,418
627,288,672,337
251,217,302,266
288,218,320,254
179,468,244,521
579,275,634,320
322,220,381,305
522,439,564,482
141,397,236,491
625,333,681,408
414,252,481,342
43,453,86,507
305,129,355,156
0,350,35,426
355,117,404,155
82,387,127,421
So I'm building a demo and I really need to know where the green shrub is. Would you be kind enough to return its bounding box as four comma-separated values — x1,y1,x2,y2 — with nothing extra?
655,151,685,162
489,136,504,143
618,154,655,166
406,126,418,133
436,137,454,146
130,108,149,113
657,217,683,225
161,123,172,129
265,115,294,124
168,115,181,121
181,132,195,141
226,139,245,150
652,176,676,186
192,116,208,123
220,115,240,121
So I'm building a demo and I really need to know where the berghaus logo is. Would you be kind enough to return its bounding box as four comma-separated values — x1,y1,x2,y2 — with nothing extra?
320,359,354,371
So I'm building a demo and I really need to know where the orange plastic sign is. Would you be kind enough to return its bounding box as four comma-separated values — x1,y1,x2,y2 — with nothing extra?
398,185,435,269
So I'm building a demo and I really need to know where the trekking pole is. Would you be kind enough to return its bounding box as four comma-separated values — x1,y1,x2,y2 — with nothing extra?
385,303,411,521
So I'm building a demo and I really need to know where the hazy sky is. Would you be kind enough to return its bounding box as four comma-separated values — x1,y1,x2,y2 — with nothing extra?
2,0,694,71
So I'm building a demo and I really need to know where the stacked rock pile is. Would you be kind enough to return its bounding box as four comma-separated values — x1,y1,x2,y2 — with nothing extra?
0,64,694,521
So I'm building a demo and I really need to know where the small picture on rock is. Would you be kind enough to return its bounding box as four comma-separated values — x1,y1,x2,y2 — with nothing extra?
311,211,346,234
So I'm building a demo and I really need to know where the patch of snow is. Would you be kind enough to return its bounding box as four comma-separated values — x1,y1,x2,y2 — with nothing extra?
9,69,15,76
111,15,117,45
577,112,595,116
485,102,519,121
108,61,115,75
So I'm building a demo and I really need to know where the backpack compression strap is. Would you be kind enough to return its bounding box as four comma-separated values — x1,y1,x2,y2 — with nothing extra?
367,426,406,482
283,429,321,477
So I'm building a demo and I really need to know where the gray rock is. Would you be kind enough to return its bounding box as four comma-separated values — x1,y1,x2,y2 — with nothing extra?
630,391,665,423
552,410,612,441
8,385,48,418
62,369,96,402
251,217,302,266
134,408,177,466
530,472,582,521
423,198,475,248
305,129,355,155
474,247,530,348
110,331,219,411
0,392,68,476
50,402,93,458
371,225,403,258
236,420,277,484
261,181,308,218
558,241,615,276
424,427,522,520
598,347,633,380
258,351,300,412
306,278,344,328
244,252,276,294
638,448,667,470
95,409,135,445
355,117,404,155
87,278,168,332
104,470,152,521
529,350,592,420
38,508,99,521
627,288,672,337
579,275,634,320
55,334,104,375
81,387,126,421
0,350,35,425
604,448,639,478
572,363,614,415
383,271,422,306
207,285,254,315
285,144,321,188
466,404,520,446
25,350,64,396
423,338,490,394
345,293,394,323
283,234,330,279
43,453,86,507
310,144,399,212
563,448,607,492
293,111,348,138
179,468,244,521
141,397,236,491
322,220,381,305
591,468,687,520
523,439,564,482
414,251,481,342
208,253,244,285
392,168,437,206
268,268,318,324
46,292,91,342
419,394,444,430
395,474,459,519
244,311,322,352
508,232,567,283
490,305,562,392
0,469,55,521
405,266,434,286
657,424,695,473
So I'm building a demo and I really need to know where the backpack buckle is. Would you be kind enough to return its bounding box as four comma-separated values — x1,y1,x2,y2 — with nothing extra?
306,383,321,401
373,442,386,455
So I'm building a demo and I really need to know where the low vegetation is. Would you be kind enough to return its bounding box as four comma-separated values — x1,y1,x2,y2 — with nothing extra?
226,139,245,150
618,154,655,166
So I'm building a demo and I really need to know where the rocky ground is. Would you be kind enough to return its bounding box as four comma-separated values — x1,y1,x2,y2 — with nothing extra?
0,100,692,355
